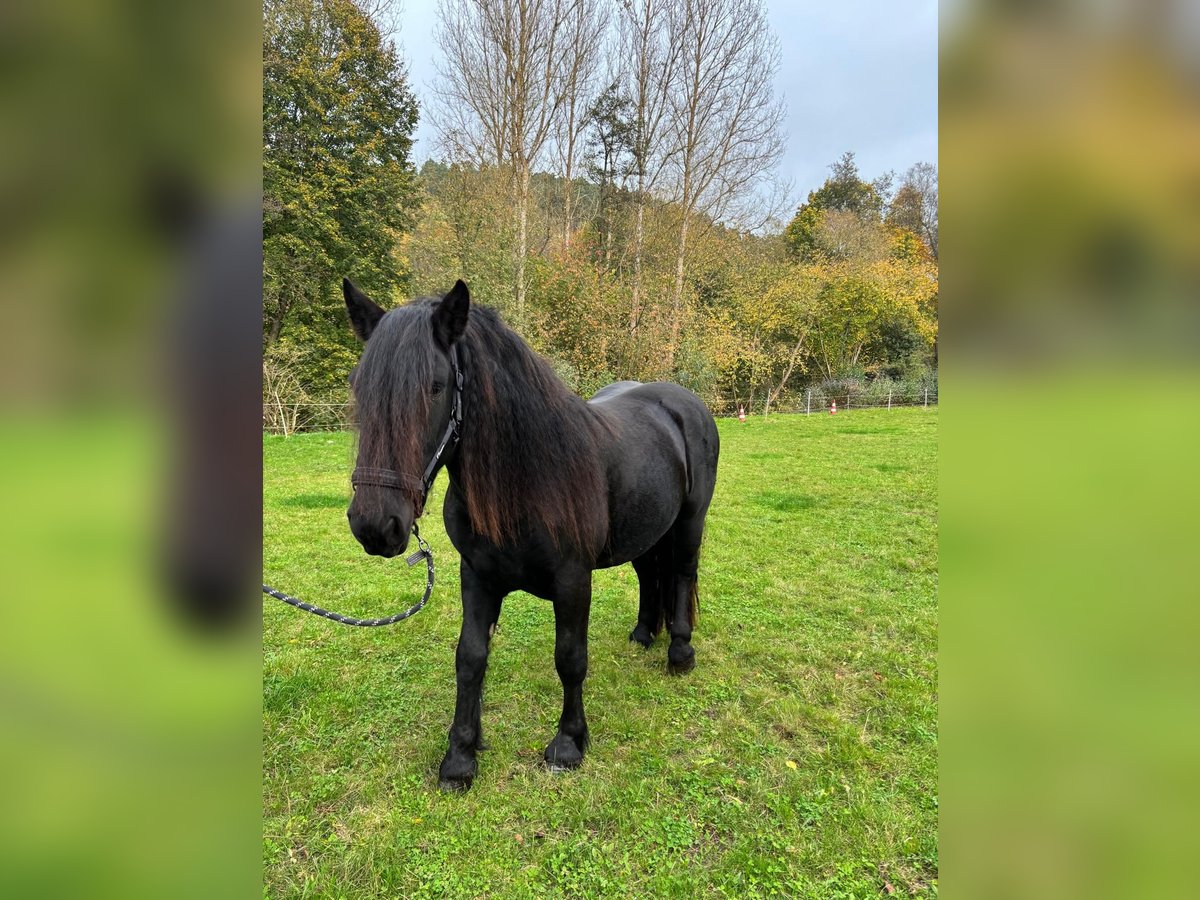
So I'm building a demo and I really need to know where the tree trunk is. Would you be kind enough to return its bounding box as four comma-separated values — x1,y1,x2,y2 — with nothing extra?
630,188,645,339
266,294,290,345
515,164,530,331
604,215,613,271
600,147,613,271
563,177,573,251
267,308,285,345
765,332,809,417
562,132,574,251
668,210,691,368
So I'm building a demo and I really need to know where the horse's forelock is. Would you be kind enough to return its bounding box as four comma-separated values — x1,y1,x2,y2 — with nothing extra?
351,301,437,483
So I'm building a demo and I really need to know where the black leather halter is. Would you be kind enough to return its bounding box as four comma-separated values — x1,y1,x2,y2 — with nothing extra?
350,343,465,516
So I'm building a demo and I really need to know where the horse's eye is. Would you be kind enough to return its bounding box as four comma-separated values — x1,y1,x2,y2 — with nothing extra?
431,381,445,397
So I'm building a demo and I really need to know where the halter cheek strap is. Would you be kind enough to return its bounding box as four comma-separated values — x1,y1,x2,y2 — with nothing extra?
351,343,465,515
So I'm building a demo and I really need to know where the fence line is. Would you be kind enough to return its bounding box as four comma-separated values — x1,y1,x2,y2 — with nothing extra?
703,392,937,421
264,392,938,435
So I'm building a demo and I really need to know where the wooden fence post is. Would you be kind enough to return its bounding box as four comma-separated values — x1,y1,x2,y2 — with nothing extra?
924,388,928,408
806,389,811,416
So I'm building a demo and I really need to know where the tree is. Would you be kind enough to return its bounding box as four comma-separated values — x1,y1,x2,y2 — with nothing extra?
664,0,785,367
900,161,938,258
552,0,608,252
886,183,925,238
263,0,418,372
434,0,592,331
617,0,680,340
720,257,818,416
783,152,883,261
801,257,936,380
411,161,516,308
813,209,890,263
584,81,635,270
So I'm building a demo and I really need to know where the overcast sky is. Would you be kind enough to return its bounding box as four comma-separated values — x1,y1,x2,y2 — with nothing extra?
390,0,938,202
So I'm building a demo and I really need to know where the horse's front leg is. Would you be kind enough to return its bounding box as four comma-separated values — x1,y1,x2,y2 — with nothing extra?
545,570,592,770
438,562,502,792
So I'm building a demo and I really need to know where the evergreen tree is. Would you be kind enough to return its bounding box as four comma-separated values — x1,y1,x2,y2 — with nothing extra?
263,0,418,393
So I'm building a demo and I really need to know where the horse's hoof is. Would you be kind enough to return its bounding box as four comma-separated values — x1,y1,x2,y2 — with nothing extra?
629,625,654,648
438,776,473,793
543,733,584,770
667,645,696,675
438,753,477,792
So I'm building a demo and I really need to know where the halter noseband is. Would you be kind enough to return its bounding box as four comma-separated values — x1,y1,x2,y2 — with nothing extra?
351,343,465,516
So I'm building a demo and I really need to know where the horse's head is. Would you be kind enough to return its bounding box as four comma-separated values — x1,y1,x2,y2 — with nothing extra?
343,278,470,557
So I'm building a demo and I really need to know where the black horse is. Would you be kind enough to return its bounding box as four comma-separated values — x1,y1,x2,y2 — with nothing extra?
343,278,719,791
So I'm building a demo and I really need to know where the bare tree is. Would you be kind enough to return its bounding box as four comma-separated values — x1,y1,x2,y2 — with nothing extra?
551,0,608,252
815,209,890,263
433,0,584,329
904,161,938,258
664,0,785,365
263,344,313,436
617,0,679,340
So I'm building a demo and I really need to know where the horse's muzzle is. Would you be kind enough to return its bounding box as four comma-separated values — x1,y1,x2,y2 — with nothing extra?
348,511,411,558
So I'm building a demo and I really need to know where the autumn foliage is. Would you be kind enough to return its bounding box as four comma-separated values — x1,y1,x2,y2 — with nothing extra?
262,0,938,415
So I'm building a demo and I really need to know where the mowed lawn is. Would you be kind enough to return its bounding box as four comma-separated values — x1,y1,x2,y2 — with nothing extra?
263,407,938,898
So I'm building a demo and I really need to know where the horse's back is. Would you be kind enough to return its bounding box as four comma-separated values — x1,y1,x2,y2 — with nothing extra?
589,380,708,421
589,380,644,402
590,381,718,458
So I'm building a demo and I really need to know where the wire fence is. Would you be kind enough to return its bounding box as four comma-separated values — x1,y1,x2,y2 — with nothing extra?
263,388,937,435
705,388,938,420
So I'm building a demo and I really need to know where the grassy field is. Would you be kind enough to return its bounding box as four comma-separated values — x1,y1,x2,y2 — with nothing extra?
263,407,938,898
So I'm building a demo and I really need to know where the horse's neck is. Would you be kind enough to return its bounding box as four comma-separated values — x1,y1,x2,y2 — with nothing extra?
454,354,604,473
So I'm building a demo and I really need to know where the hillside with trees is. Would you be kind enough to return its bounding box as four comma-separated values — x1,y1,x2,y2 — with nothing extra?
263,0,938,425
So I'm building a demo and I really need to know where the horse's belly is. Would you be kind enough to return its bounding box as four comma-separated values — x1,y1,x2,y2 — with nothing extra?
598,475,685,567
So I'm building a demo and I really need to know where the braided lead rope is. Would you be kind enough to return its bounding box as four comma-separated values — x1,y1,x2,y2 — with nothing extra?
262,528,435,627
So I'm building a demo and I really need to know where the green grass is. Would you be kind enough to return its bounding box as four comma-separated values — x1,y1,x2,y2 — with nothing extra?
263,407,938,898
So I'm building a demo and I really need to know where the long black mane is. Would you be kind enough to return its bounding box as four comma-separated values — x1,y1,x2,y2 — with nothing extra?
353,299,612,550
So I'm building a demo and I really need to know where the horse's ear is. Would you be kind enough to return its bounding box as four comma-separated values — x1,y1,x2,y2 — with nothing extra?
432,279,470,350
343,278,385,342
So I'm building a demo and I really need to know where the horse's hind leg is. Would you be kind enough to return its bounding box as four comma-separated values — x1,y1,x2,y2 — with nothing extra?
629,541,668,648
666,511,706,675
